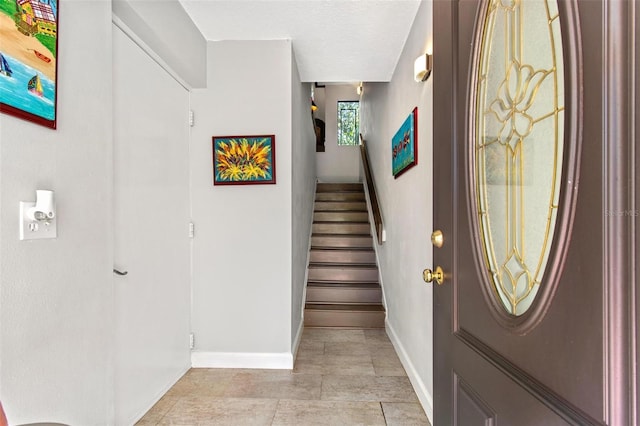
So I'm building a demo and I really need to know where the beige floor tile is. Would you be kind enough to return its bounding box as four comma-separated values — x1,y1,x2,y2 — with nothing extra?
324,342,371,356
164,369,234,398
302,328,366,343
323,354,375,375
295,340,325,358
373,364,408,377
224,370,322,400
382,402,431,425
372,349,407,376
292,355,324,375
294,354,376,376
321,375,419,402
271,400,386,425
138,328,427,424
136,395,180,425
157,397,278,425
363,329,395,347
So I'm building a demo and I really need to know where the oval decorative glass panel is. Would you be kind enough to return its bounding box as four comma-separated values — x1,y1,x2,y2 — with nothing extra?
474,0,565,316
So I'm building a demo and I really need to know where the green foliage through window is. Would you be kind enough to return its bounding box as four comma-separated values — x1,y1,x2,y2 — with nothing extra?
337,101,359,146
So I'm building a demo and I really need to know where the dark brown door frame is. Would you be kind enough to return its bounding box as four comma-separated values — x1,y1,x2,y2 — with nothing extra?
432,0,638,424
603,1,639,423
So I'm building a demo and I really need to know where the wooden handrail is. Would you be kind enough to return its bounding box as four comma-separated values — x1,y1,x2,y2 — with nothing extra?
359,134,384,244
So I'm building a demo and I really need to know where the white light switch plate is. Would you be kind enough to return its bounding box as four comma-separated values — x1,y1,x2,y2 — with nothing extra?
19,201,57,240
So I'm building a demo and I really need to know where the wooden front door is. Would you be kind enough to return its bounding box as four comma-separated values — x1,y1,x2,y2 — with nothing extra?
432,0,637,424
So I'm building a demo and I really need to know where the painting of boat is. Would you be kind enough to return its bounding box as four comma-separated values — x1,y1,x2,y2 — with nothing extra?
33,49,51,63
27,74,43,97
0,0,58,128
0,53,12,77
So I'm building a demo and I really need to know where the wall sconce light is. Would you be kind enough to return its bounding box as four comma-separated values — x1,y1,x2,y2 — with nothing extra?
356,82,363,96
19,189,57,240
414,53,433,82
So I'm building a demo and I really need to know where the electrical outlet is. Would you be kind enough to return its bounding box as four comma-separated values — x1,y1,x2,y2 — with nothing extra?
19,201,57,240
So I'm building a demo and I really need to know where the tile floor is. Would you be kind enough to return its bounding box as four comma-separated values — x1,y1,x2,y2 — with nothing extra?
136,328,430,425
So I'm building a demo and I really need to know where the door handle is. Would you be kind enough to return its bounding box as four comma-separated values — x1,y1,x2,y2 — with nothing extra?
113,268,128,276
423,266,445,285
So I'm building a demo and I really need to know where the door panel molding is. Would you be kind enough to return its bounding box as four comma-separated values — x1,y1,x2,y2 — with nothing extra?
456,328,602,425
454,373,496,426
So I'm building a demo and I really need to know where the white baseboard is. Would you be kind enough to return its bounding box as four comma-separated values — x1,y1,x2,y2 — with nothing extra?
292,319,304,361
191,351,294,369
386,320,434,425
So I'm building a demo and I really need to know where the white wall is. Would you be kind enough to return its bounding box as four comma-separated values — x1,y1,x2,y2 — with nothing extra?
112,0,206,88
359,1,434,422
190,40,295,368
0,2,114,424
112,25,191,425
316,84,361,182
290,57,317,347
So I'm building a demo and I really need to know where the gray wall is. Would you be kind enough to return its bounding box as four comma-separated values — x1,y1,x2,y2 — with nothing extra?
0,2,113,424
290,56,317,347
359,1,434,422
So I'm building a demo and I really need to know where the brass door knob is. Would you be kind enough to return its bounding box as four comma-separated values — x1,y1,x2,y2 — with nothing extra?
423,266,445,285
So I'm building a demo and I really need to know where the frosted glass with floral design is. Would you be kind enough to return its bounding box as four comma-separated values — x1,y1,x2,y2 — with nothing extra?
474,0,565,316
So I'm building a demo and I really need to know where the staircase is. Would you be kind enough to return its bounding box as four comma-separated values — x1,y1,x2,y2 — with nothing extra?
304,183,385,328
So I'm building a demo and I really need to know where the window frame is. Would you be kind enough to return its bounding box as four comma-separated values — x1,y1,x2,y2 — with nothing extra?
337,101,360,146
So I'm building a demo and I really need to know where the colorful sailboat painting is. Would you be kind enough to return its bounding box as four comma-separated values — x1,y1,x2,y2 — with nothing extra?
0,53,12,77
0,0,59,128
27,74,43,97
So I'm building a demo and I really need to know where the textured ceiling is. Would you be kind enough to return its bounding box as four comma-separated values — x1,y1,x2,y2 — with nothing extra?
178,0,421,83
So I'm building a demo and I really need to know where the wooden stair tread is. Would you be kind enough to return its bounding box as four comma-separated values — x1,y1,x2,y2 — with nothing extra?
307,281,380,287
316,183,364,191
305,303,385,311
310,247,374,251
311,232,371,236
313,221,370,224
308,263,378,269
305,182,384,329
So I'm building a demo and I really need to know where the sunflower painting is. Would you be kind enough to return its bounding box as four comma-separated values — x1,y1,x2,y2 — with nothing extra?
212,135,276,185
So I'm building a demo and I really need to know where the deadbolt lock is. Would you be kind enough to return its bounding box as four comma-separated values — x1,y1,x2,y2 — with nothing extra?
431,230,444,248
423,266,445,285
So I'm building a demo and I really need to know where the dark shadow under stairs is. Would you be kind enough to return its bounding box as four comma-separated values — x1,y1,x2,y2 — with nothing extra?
304,183,385,328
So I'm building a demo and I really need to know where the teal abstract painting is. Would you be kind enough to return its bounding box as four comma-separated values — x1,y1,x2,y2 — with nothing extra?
392,107,418,178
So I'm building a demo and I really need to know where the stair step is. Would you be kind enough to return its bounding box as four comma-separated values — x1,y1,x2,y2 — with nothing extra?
312,222,371,235
309,248,376,264
314,201,367,211
317,183,364,192
311,234,373,249
304,304,385,328
314,211,369,222
307,265,379,282
304,182,384,329
306,283,382,304
315,192,366,202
